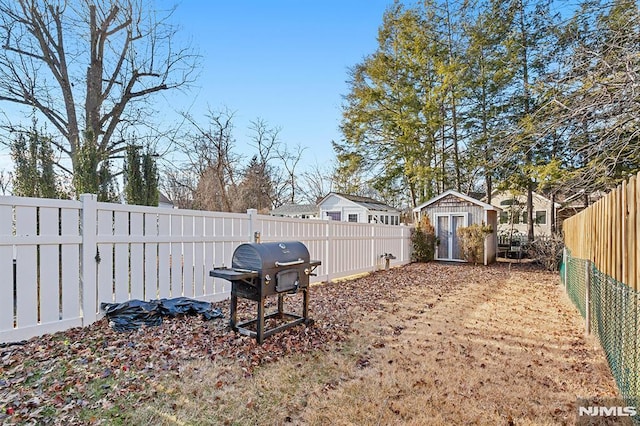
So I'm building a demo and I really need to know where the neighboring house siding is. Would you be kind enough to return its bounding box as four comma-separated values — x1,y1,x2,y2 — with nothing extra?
318,193,400,225
490,191,555,237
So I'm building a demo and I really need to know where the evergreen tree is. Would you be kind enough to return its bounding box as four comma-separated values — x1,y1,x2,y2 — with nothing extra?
73,131,117,202
123,144,158,206
10,121,60,198
236,155,273,213
339,2,447,207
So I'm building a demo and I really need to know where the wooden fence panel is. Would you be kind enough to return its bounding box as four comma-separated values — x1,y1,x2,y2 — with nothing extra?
564,171,640,291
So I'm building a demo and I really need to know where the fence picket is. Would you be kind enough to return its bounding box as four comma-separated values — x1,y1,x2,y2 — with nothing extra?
60,208,80,321
182,215,194,298
0,204,13,331
114,210,129,301
622,180,629,286
628,177,637,291
129,212,144,300
636,171,640,292
16,206,38,329
193,216,205,297
170,215,182,298
39,207,60,324
97,209,114,305
157,214,171,298
144,213,159,300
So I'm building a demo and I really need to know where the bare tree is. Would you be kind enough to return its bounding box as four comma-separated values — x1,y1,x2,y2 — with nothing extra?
245,118,280,210
299,161,333,204
0,0,198,189
178,108,239,212
276,144,305,206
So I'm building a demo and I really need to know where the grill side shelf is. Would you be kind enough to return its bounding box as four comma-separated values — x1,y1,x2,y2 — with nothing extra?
209,268,259,281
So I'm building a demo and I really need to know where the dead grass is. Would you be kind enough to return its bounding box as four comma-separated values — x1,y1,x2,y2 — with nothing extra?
129,263,622,425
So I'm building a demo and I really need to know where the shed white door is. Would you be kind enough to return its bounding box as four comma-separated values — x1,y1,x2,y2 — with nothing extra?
435,214,467,261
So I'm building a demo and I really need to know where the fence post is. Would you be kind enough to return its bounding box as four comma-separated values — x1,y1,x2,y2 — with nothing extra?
247,209,258,243
80,194,98,325
585,259,591,335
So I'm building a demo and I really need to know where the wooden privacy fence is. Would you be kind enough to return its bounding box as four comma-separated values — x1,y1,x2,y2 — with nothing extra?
562,172,640,407
564,171,640,291
0,194,412,344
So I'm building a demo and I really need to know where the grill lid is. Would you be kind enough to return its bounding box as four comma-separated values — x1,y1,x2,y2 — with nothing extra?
232,241,311,272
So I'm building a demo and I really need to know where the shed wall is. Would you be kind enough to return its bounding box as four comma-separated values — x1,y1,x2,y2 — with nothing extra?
417,193,499,265
484,210,498,264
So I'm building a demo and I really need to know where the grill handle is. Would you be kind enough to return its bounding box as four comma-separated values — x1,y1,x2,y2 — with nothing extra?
274,258,304,267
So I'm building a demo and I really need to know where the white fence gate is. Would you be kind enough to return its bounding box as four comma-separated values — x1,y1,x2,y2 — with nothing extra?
0,194,412,343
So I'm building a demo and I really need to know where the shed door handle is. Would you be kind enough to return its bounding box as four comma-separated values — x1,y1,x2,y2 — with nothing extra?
275,259,304,267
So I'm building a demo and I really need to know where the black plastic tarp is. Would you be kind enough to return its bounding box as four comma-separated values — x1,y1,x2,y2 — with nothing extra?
101,297,223,332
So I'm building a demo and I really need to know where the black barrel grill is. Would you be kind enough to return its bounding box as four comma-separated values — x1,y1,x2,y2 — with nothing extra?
210,241,321,343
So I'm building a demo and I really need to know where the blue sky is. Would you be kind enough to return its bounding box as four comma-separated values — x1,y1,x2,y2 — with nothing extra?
0,1,399,174
158,0,400,170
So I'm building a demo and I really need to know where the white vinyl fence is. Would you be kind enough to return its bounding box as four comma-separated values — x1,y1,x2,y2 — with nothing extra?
0,194,412,344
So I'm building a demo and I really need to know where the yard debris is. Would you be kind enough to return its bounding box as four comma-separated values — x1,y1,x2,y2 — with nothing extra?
0,263,622,425
100,297,224,332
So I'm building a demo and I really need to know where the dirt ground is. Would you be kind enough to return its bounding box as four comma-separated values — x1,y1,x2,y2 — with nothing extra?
133,262,622,425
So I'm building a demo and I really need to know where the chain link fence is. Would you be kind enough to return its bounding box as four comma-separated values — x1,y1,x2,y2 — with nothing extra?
563,249,587,318
563,250,639,424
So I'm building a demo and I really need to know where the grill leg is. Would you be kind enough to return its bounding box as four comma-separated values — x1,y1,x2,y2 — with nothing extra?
230,294,238,329
277,294,284,317
303,288,309,321
257,297,265,344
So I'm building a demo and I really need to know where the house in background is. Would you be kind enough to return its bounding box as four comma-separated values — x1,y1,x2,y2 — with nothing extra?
158,192,175,209
413,189,500,264
489,190,560,238
317,192,401,225
269,203,319,219
556,190,605,227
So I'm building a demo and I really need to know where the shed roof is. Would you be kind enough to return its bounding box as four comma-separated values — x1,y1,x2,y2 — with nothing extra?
413,189,501,212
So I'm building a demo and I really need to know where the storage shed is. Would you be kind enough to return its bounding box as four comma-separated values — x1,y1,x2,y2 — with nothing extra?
413,190,501,265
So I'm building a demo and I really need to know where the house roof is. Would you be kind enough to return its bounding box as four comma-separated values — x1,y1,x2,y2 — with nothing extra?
413,189,500,212
158,192,174,206
270,203,318,216
319,192,399,213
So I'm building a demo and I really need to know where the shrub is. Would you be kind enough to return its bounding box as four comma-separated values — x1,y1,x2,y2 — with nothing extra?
529,235,564,271
457,223,493,265
411,215,437,262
